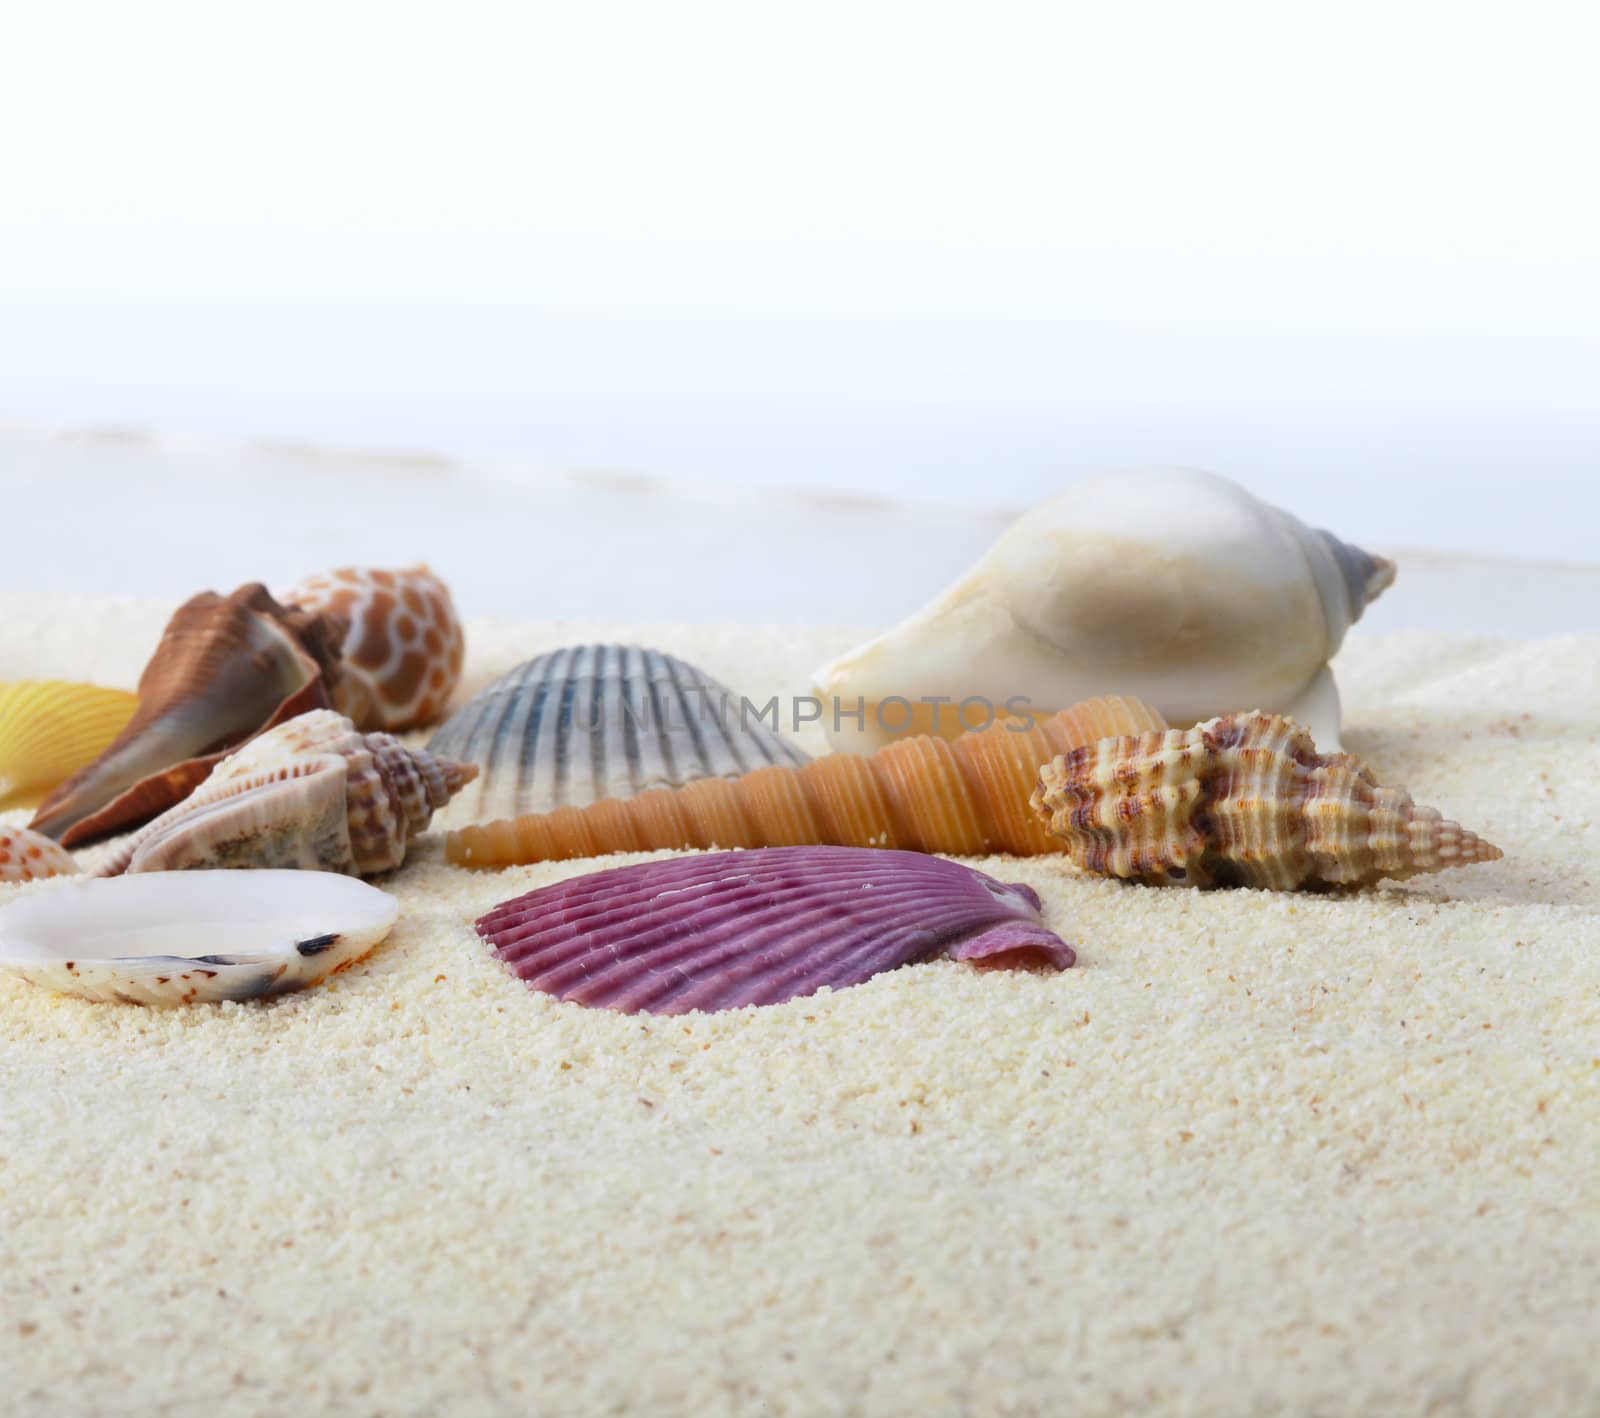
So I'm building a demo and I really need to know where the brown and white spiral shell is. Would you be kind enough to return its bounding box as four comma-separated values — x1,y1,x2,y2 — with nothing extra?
95,710,477,877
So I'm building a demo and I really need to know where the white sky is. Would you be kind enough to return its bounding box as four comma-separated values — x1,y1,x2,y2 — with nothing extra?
3,2,1597,555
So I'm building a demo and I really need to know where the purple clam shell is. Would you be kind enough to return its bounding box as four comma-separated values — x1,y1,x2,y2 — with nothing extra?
474,846,1075,1015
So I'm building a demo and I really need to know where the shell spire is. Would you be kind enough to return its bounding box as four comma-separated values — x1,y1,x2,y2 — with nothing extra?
447,695,1167,867
810,469,1397,755
1030,711,1503,890
1304,526,1396,651
94,710,477,878
30,584,347,846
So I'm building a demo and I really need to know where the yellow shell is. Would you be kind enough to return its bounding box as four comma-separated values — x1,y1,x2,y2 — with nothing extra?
447,695,1168,867
0,681,139,812
1031,711,1503,890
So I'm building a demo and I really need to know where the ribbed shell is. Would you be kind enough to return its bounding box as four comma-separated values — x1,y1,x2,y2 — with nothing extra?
475,847,1075,1015
0,681,138,812
447,695,1167,867
30,584,346,847
1030,711,1503,890
427,645,809,831
279,564,465,731
94,710,477,877
0,826,80,883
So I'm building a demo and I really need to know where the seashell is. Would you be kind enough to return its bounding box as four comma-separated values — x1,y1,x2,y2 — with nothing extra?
813,468,1396,755
94,710,477,878
279,564,464,731
448,694,1166,867
475,846,1075,1015
30,584,347,847
427,644,810,832
0,680,138,811
1030,711,1503,890
0,870,398,1005
0,826,80,884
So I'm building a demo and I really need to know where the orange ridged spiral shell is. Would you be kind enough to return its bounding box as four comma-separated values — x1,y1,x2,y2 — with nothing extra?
446,696,1168,867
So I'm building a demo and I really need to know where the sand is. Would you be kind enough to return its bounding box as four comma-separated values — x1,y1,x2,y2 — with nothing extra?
2,598,1597,1416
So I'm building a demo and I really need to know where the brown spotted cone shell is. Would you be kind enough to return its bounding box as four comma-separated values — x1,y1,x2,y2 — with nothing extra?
280,565,464,731
1030,711,1503,890
95,710,477,877
30,584,347,847
447,695,1168,867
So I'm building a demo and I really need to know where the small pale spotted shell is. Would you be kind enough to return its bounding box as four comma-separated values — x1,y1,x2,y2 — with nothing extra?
0,826,80,883
280,565,465,731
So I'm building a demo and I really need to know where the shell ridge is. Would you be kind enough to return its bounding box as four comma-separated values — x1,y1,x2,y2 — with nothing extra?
430,645,813,832
712,877,1014,997
658,918,933,1013
482,850,947,933
660,649,716,787
494,877,793,969
494,864,950,972
501,659,550,821
0,681,140,813
583,900,945,1015
475,848,1072,1013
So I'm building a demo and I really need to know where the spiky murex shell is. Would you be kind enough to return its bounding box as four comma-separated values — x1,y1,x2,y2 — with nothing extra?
1030,711,1502,890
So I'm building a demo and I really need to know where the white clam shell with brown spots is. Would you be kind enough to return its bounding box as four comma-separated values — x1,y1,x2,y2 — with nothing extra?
0,870,399,1005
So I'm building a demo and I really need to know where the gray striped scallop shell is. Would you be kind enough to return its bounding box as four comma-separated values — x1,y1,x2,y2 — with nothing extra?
425,645,809,830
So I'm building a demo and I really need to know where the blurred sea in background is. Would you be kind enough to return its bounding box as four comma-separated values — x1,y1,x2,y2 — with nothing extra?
3,425,1593,635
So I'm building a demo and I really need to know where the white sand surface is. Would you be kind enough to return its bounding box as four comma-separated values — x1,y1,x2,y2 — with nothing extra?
1,597,1597,1416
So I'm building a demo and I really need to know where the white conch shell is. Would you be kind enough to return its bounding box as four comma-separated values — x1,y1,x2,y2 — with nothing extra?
813,469,1394,753
0,870,398,1004
94,710,477,877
